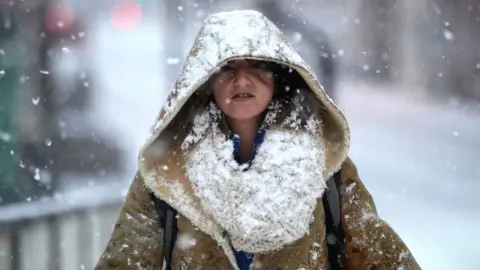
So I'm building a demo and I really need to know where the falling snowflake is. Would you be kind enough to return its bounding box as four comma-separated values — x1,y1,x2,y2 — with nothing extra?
167,58,180,65
19,75,29,84
34,168,41,181
32,96,40,105
45,139,52,146
292,32,302,43
0,130,11,142
443,29,454,41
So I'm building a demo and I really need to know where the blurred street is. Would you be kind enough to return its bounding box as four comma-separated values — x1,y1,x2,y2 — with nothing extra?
341,82,480,270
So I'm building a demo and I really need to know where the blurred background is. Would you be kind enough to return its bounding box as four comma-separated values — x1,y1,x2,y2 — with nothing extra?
0,0,479,269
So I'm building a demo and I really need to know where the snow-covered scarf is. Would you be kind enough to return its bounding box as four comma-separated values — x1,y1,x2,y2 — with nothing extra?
184,104,327,253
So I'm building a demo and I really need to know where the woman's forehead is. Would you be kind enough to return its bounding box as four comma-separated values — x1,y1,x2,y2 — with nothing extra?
224,59,278,69
226,59,260,65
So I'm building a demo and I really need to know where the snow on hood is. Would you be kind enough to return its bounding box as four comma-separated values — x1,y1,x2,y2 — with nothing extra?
136,9,350,269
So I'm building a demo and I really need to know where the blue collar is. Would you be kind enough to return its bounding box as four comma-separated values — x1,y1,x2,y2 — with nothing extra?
230,128,265,267
231,129,266,167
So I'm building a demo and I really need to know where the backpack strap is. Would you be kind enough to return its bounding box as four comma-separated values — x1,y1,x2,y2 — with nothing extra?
322,170,346,269
151,194,177,270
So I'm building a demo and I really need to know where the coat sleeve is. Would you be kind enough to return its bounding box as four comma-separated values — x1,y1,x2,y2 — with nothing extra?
339,157,421,270
94,172,164,270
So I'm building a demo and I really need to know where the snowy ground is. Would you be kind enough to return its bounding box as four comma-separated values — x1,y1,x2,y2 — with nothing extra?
84,17,480,270
340,82,480,270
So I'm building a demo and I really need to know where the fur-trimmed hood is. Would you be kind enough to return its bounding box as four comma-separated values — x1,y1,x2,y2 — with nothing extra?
137,9,350,268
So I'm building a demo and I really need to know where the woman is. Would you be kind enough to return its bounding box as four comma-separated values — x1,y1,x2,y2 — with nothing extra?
95,10,419,270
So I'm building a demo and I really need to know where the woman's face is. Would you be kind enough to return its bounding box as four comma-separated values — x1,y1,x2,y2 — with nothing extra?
212,60,275,120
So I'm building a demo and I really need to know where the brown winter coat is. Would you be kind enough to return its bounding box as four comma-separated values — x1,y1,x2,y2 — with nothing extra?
95,159,419,270
95,10,420,270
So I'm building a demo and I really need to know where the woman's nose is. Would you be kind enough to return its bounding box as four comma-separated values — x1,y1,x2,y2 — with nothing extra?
233,69,252,88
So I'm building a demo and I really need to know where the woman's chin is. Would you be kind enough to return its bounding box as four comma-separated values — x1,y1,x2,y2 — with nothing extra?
226,108,264,121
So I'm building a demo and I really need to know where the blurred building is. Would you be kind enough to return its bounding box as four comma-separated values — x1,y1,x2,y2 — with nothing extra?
1,1,123,269
352,0,480,101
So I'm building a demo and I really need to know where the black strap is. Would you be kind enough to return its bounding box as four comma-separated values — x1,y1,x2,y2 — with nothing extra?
322,171,346,269
151,170,345,269
151,194,177,270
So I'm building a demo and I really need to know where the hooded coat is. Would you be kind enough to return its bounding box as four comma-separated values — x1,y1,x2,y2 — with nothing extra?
94,10,420,270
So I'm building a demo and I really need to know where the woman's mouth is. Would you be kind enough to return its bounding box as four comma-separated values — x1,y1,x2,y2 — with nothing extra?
232,93,254,99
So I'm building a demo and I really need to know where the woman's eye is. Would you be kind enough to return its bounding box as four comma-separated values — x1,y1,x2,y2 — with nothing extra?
221,65,233,71
216,66,234,77
253,62,268,70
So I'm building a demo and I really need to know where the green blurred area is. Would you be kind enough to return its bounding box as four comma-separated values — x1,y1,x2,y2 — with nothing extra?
0,44,21,204
0,67,21,204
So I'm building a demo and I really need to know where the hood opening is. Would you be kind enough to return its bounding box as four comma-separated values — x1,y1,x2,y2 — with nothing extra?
144,59,345,177
139,9,350,210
